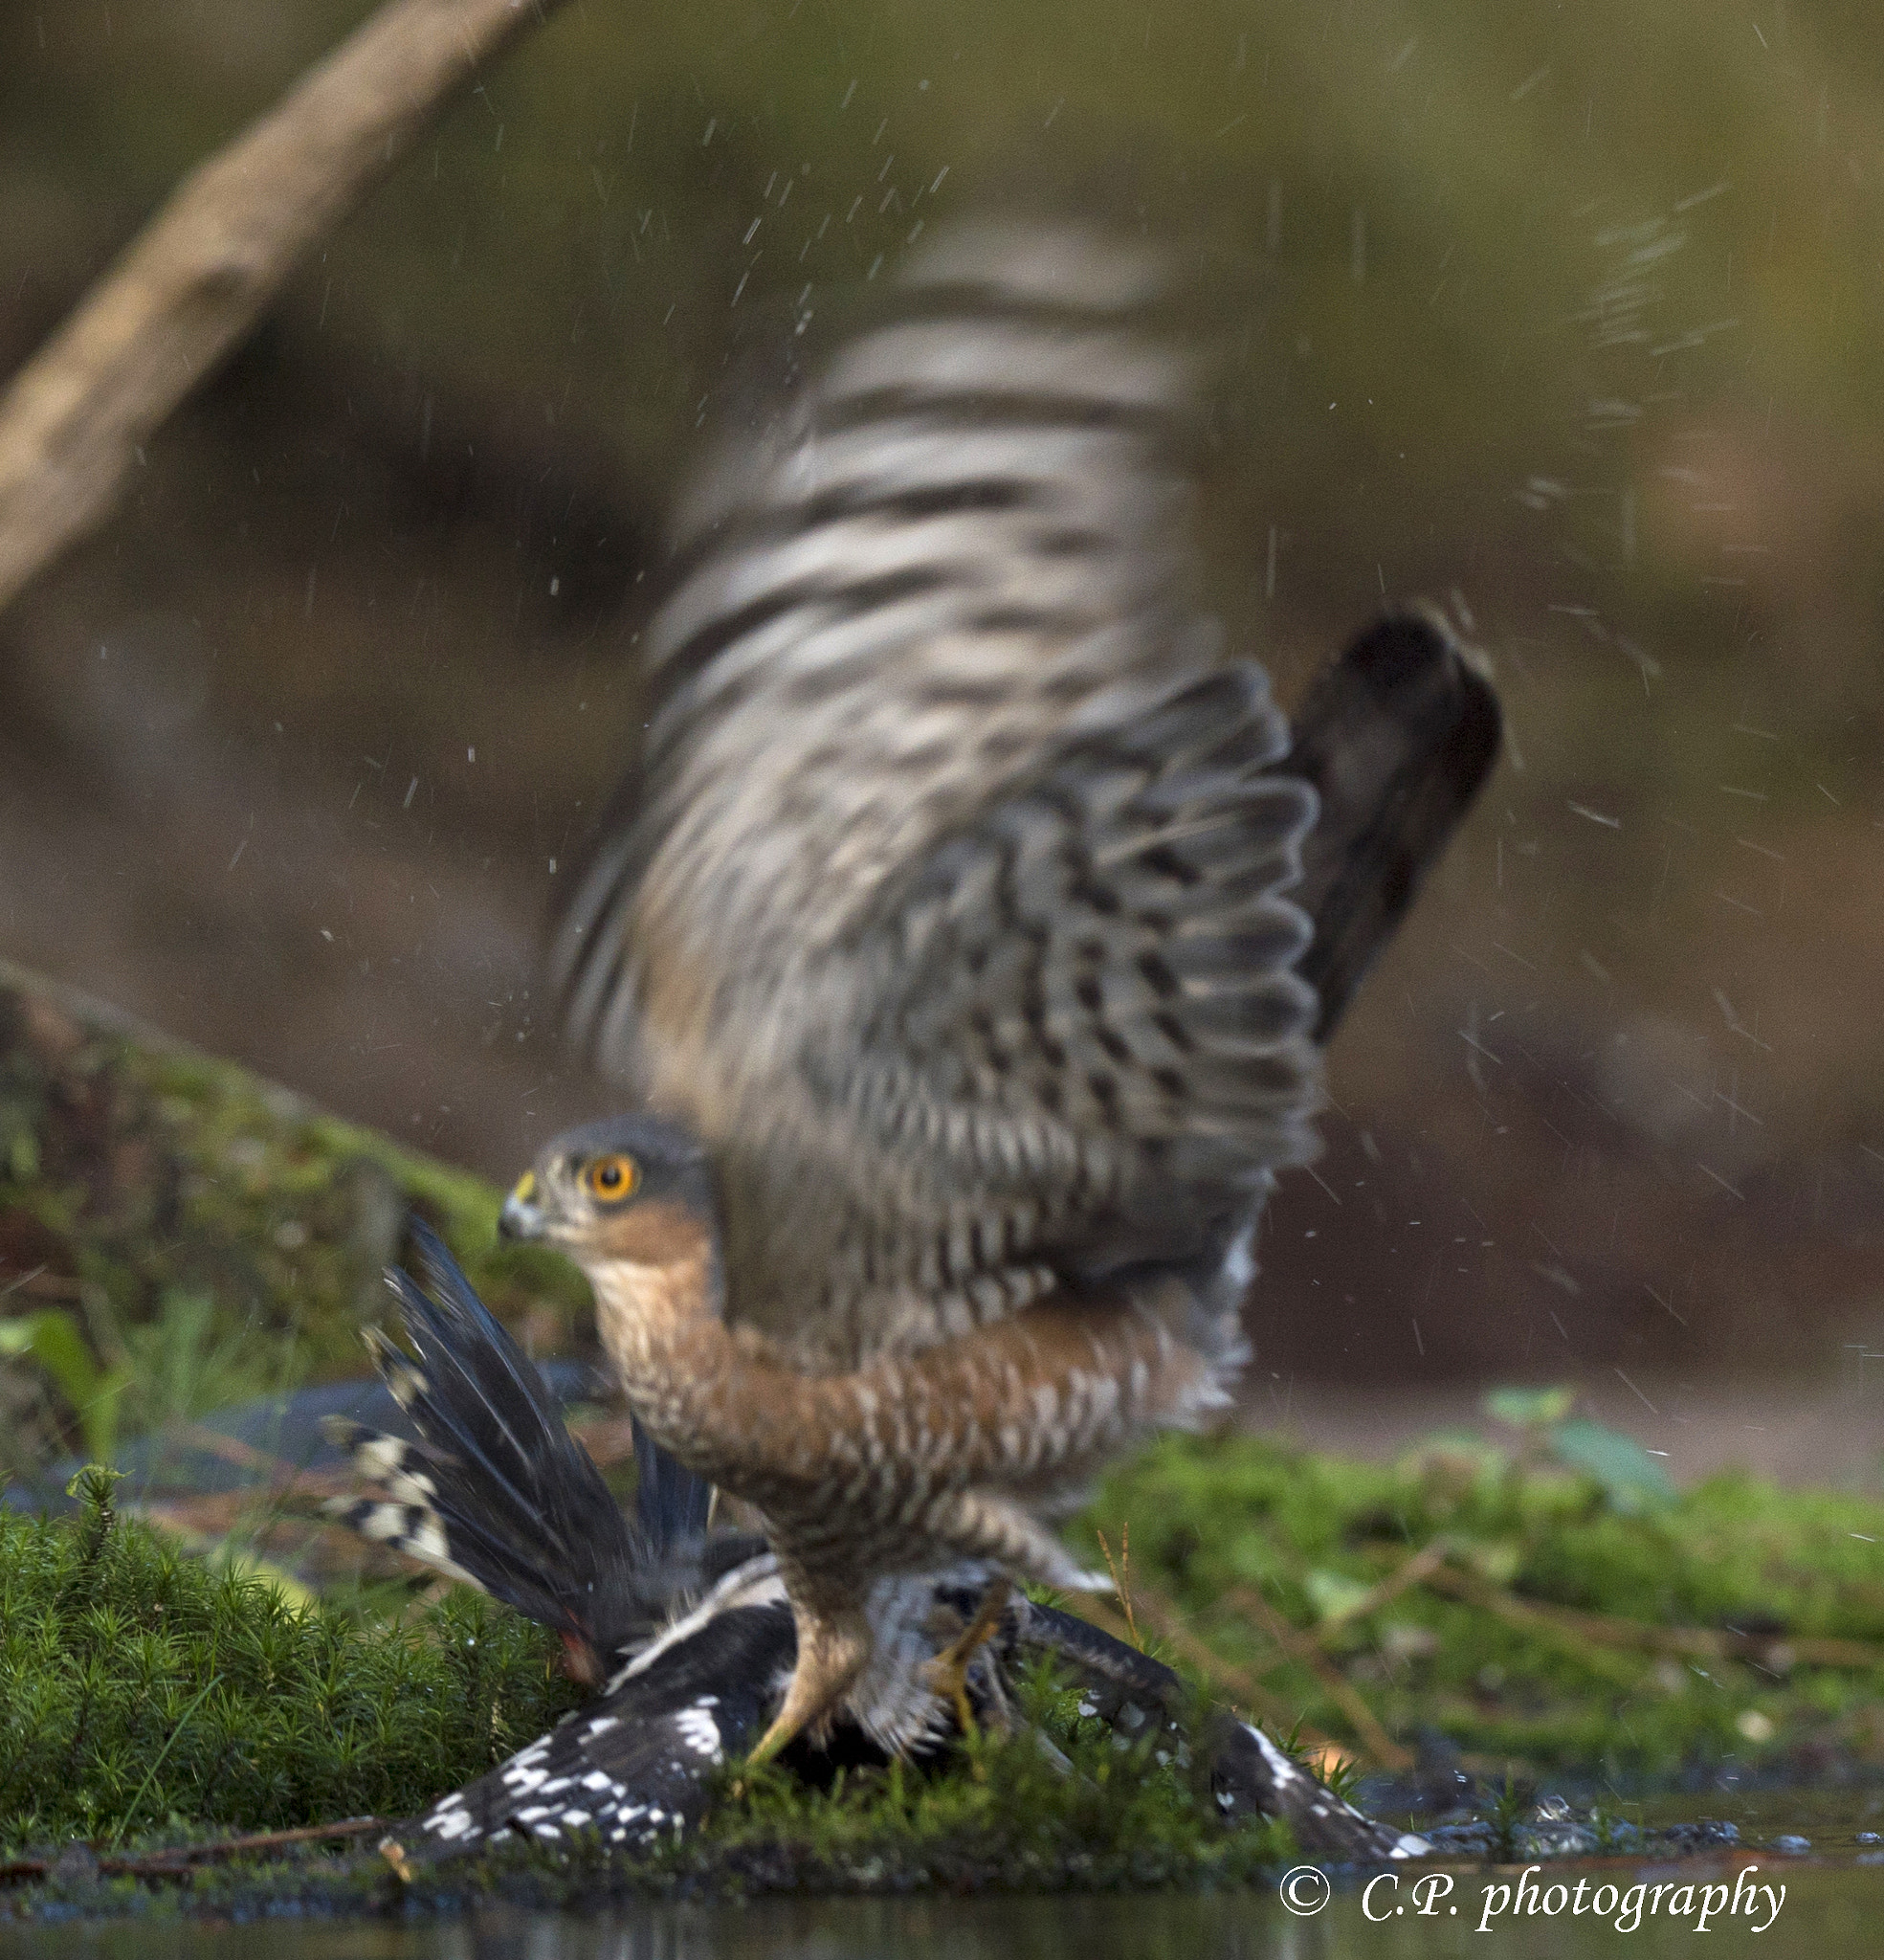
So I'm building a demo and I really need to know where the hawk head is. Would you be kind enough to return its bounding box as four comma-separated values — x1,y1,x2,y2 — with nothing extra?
499,1114,720,1279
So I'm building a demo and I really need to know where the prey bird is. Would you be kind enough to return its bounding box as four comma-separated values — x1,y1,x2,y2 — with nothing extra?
503,218,1501,1764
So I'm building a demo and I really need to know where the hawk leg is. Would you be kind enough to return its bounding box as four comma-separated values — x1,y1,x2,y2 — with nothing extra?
745,1596,872,1768
926,1576,1013,1740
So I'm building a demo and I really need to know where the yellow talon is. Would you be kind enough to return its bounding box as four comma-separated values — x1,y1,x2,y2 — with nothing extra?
925,1577,1013,1742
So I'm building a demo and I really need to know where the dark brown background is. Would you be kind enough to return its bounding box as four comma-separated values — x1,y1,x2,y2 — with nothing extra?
6,2,1884,1472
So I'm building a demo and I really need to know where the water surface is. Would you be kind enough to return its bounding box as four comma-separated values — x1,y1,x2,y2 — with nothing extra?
17,1790,1884,1960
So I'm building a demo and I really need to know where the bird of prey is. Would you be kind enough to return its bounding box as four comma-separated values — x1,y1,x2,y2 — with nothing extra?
505,218,1500,1764
329,1219,1430,1863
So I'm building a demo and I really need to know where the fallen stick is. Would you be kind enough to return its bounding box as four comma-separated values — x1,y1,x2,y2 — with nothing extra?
1422,1562,1884,1672
0,1816,385,1883
0,0,571,615
1078,1582,1342,1758
1232,1576,1412,1771
1219,1536,1456,1682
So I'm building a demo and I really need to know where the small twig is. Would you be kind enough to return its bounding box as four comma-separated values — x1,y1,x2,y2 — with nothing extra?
2,1263,66,1299
1318,1536,1457,1638
1219,1588,1324,1675
1236,1581,1411,1771
2,1817,386,1883
1220,1538,1457,1682
163,1422,305,1481
122,1816,388,1868
1094,1525,1141,1649
1422,1563,1884,1672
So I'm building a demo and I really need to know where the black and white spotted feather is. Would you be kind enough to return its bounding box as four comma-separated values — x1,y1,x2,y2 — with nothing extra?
420,1571,794,1856
323,1218,720,1681
1012,1596,1430,1864
329,1228,1427,1864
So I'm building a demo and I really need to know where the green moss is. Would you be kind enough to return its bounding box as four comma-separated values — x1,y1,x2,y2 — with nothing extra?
1089,1430,1884,1778
4,1672,1293,1923
1,1484,1285,1911
0,970,591,1478
0,1467,582,1849
12,1427,1884,1912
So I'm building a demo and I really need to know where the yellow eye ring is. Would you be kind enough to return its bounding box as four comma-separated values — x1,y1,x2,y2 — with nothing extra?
584,1153,638,1202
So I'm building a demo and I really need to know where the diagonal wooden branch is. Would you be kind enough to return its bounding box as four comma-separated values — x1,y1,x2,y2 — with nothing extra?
0,0,571,617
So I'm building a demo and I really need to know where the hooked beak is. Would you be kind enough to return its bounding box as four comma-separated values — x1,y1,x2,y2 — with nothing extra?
498,1169,548,1242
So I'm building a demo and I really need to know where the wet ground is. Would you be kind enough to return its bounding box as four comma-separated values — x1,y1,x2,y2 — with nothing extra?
11,1790,1884,1955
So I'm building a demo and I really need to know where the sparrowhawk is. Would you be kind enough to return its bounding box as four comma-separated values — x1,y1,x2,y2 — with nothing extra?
501,218,1500,1761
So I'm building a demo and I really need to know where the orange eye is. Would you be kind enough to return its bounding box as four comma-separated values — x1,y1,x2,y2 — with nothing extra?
584,1153,637,1202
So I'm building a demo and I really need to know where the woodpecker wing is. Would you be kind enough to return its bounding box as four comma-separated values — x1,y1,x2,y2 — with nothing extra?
410,1596,793,1860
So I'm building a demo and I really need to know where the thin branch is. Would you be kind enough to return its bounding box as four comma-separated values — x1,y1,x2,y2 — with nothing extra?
1077,1582,1340,1753
0,1816,385,1883
1234,1580,1411,1771
0,0,571,615
1221,1537,1456,1684
1423,1562,1884,1672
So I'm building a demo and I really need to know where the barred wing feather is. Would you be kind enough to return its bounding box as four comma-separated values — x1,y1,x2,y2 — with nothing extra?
554,223,1326,1362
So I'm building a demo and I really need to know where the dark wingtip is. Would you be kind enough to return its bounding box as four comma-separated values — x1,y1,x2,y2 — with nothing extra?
1338,608,1503,780
1284,606,1503,1043
388,1214,511,1345
404,1214,459,1297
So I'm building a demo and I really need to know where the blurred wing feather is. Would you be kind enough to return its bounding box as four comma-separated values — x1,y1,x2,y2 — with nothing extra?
555,224,1325,1360
823,665,1321,1282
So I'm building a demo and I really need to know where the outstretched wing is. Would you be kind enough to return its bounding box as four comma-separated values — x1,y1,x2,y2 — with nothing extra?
822,662,1322,1291
555,221,1496,1367
552,221,1326,1364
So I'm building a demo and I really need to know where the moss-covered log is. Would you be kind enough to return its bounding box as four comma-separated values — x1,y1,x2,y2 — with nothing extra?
0,956,587,1478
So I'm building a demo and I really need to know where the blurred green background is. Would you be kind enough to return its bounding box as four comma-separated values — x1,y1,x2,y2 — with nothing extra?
4,0,1884,1452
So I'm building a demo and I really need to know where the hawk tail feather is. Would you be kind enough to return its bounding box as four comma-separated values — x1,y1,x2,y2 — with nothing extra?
1281,608,1502,1042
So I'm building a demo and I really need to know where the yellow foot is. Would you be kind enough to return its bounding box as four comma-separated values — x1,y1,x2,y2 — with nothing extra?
926,1577,1013,1741
745,1709,800,1770
729,1708,800,1795
736,1601,871,1789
